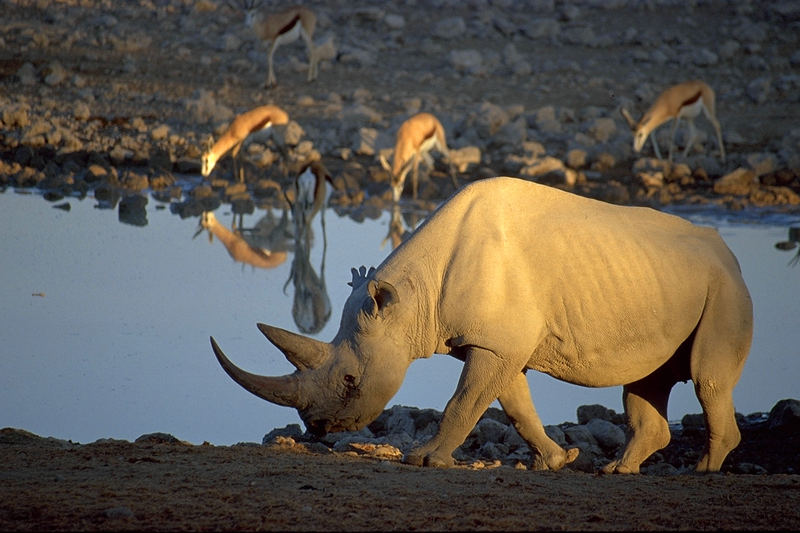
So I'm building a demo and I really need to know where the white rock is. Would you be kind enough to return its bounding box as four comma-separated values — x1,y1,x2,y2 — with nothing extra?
434,16,466,39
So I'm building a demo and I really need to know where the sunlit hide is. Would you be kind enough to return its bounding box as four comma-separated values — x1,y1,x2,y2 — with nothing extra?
283,161,333,334
211,177,753,475
195,210,288,270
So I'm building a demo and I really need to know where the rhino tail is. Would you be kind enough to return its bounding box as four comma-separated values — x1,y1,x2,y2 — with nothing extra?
347,265,376,288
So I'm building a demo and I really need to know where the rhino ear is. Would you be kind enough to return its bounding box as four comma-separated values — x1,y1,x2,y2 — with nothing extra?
365,279,399,318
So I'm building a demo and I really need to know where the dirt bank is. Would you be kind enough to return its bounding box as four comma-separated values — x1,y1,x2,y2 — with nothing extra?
2,427,799,532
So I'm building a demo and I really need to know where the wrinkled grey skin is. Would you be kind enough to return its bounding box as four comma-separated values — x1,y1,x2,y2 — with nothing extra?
212,177,753,474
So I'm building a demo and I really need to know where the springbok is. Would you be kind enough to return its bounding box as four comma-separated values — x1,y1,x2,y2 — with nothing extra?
234,1,318,88
289,159,334,229
379,112,456,203
620,80,725,163
195,211,287,270
201,104,289,182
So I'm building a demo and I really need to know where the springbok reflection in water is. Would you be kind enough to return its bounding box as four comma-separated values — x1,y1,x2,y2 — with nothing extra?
775,227,800,267
381,204,424,250
283,160,335,334
195,210,290,270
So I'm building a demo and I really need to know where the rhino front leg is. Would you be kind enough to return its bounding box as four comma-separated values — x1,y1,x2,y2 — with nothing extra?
498,372,579,471
404,346,523,468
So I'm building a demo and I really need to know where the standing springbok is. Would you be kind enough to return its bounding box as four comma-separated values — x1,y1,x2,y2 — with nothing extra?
379,112,455,203
201,105,289,182
290,159,334,229
620,80,725,163
234,1,318,88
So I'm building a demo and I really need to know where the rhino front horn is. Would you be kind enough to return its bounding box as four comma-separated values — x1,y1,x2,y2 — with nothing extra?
210,336,306,408
257,322,331,371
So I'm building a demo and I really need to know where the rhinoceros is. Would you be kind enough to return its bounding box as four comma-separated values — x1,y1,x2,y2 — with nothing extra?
211,176,753,474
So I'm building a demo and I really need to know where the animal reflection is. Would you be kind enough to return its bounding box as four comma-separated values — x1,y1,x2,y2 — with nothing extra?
195,210,289,270
283,160,335,334
775,227,800,267
382,204,418,250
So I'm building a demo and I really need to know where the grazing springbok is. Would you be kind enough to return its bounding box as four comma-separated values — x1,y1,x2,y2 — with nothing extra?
234,0,318,88
620,80,725,163
379,112,456,203
201,105,289,182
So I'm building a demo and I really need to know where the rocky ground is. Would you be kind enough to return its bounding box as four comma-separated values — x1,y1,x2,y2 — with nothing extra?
2,0,800,530
1,0,800,220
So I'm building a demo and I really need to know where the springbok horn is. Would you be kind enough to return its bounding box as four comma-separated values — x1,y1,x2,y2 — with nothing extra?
257,323,331,371
379,154,392,173
620,108,637,130
210,336,306,408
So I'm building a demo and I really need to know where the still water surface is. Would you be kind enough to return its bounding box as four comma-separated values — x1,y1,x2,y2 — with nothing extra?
1,191,798,445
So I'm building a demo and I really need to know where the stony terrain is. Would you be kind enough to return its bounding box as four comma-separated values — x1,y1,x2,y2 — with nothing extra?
2,0,800,530
1,0,800,220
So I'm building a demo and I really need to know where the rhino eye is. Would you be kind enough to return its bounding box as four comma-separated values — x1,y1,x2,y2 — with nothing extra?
341,374,361,404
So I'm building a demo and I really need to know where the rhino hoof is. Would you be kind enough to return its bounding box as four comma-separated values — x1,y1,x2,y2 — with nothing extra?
403,452,453,468
424,454,454,469
402,453,424,467
601,460,639,474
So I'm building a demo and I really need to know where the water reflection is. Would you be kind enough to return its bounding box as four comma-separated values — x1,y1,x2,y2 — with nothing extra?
195,160,338,333
382,204,424,250
774,226,800,267
1,190,799,446
283,161,334,333
194,210,289,269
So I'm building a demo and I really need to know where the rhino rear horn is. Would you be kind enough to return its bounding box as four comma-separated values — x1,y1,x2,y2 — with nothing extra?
210,336,306,408
257,323,331,370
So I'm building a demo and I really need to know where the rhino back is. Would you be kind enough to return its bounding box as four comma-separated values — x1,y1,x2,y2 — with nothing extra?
377,177,747,386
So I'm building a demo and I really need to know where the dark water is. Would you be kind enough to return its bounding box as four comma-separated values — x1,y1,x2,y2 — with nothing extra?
1,191,798,445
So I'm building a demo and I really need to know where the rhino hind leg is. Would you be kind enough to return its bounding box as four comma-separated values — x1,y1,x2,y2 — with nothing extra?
693,382,740,473
498,372,578,471
689,279,752,472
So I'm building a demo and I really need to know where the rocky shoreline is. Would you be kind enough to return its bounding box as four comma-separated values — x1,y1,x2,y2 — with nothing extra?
2,0,800,221
262,398,800,475
4,398,798,475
